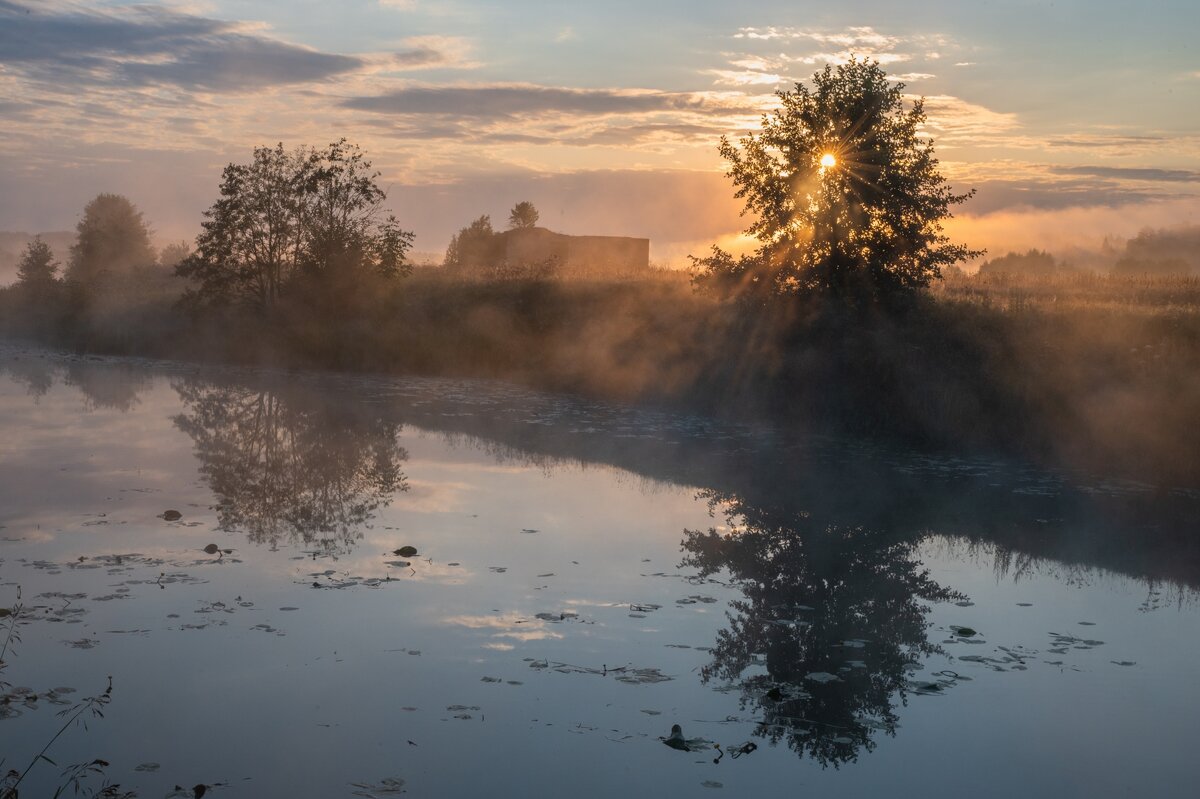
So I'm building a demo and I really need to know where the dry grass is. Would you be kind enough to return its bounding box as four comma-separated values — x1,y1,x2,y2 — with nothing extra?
933,270,1200,315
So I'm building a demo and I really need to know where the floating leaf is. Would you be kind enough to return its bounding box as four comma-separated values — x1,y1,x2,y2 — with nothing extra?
805,671,841,684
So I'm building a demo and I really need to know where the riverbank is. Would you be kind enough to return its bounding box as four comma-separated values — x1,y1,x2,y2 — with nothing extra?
3,268,1199,485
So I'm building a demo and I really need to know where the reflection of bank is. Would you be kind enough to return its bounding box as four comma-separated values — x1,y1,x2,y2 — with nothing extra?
682,490,960,767
172,377,408,556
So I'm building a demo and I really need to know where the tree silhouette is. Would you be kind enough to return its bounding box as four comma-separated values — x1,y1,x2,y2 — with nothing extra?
444,215,498,269
682,490,960,767
16,237,59,287
694,58,980,303
178,140,413,310
66,194,156,290
173,376,409,556
507,201,540,230
157,241,191,271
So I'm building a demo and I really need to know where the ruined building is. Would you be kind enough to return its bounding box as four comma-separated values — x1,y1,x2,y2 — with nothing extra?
455,227,649,275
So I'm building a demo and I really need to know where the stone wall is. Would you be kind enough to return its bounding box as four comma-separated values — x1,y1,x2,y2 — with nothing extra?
497,227,649,274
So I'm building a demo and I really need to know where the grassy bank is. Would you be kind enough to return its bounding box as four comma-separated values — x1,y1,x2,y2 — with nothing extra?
3,268,1199,485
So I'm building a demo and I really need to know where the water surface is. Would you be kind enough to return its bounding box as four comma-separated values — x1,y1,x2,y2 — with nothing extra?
1,345,1197,797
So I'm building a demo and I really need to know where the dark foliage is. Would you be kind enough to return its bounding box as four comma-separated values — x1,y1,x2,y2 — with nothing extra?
694,58,979,303
177,140,413,310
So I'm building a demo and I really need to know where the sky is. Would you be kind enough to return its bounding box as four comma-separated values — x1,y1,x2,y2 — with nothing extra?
1,0,1198,263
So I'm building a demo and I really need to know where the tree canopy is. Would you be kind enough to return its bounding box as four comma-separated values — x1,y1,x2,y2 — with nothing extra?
444,214,499,269
508,201,540,229
15,236,60,288
66,193,156,288
694,58,979,303
178,140,414,310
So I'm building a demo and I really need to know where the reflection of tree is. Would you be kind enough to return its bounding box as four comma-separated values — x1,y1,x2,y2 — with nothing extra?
173,378,408,555
682,490,959,767
65,361,153,411
0,357,54,399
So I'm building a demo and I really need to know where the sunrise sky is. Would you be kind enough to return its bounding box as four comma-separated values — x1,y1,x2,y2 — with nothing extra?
1,0,1198,262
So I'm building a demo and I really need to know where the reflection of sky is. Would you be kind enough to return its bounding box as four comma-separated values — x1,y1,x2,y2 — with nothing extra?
1,0,1198,263
1,351,1199,797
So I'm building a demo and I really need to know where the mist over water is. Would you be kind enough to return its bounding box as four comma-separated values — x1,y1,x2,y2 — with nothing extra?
2,346,1198,797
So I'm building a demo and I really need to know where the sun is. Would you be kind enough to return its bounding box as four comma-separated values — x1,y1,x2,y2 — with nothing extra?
820,153,837,169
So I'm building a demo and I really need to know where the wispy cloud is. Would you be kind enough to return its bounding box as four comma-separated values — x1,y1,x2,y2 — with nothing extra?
713,25,960,89
1049,165,1200,183
385,35,478,71
341,84,762,119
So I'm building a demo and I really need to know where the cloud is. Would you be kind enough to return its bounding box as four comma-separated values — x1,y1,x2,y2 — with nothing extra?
707,69,786,86
714,25,962,90
1049,165,1200,183
0,0,361,92
734,26,900,50
919,95,1021,142
961,178,1168,214
387,35,477,70
341,84,761,119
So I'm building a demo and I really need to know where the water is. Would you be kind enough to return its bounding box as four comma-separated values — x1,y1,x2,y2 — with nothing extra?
1,344,1198,798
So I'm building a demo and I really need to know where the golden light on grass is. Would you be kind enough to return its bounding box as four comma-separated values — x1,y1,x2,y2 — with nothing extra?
820,153,837,169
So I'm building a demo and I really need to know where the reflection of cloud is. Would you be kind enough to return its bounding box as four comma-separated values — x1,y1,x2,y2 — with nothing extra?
444,613,564,642
391,479,469,513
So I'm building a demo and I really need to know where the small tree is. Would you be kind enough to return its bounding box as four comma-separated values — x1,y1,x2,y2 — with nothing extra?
444,215,497,269
508,201,540,230
16,236,60,288
157,241,192,270
66,194,156,289
694,58,980,303
178,140,413,310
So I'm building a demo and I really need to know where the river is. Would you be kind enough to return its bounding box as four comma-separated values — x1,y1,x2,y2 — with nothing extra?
1,344,1197,798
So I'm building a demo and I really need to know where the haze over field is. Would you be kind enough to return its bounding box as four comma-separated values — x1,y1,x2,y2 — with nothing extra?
1,0,1198,267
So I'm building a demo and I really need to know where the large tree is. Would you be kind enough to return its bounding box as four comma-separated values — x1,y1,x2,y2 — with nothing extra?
178,140,414,309
66,194,156,288
694,58,980,302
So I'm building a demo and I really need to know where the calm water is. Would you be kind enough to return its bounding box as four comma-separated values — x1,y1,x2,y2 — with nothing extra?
1,345,1198,798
